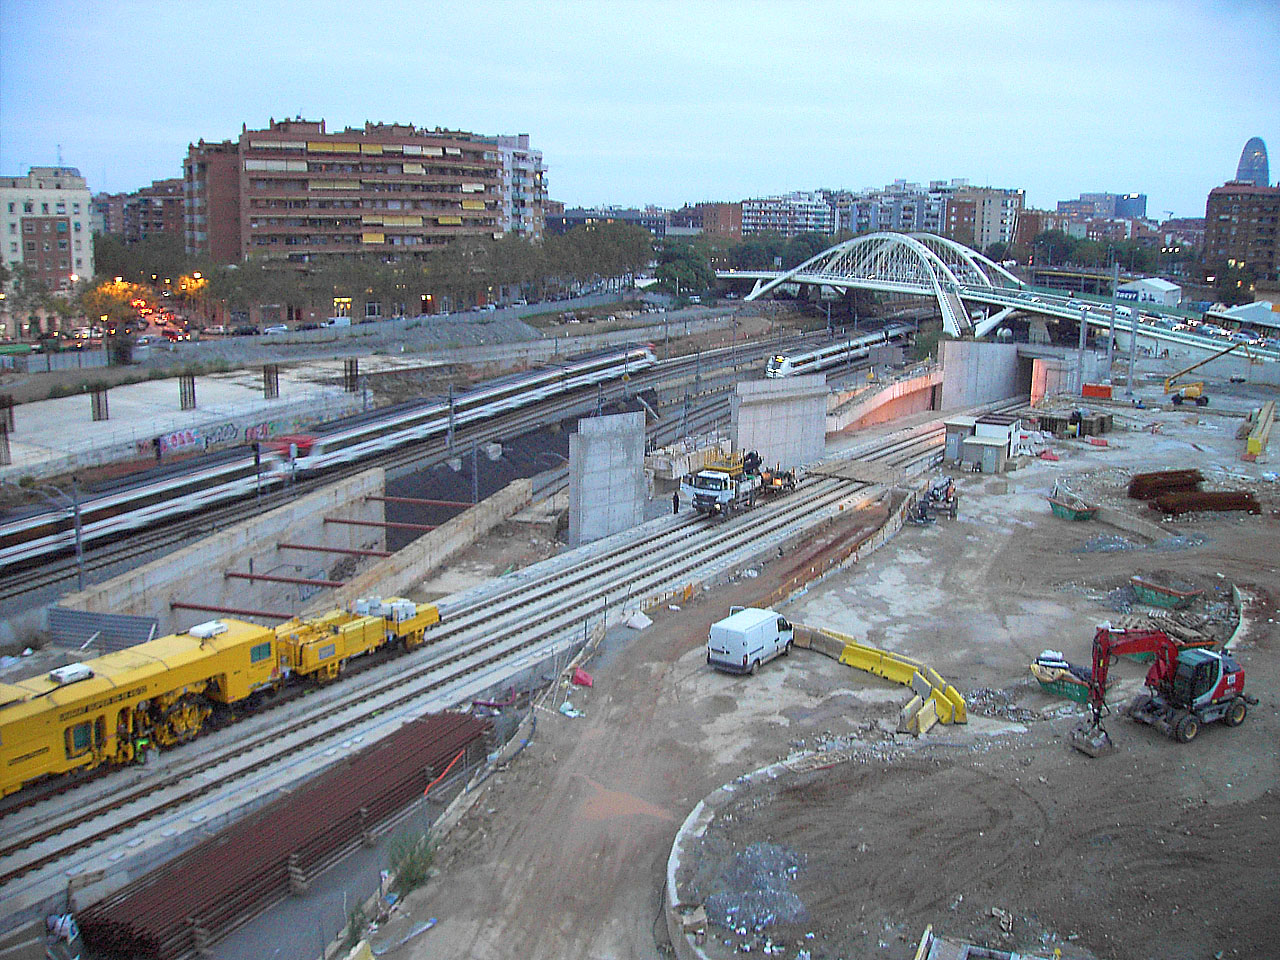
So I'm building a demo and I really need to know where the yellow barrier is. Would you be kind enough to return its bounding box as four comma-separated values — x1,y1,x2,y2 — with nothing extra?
800,624,967,729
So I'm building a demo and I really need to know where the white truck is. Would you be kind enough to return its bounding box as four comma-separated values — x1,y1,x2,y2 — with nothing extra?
707,607,794,675
681,468,762,517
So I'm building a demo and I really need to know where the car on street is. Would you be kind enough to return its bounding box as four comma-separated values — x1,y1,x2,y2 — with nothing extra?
262,324,289,335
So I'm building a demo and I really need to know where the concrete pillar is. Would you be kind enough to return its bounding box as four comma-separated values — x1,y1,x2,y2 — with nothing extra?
730,375,827,468
568,412,646,547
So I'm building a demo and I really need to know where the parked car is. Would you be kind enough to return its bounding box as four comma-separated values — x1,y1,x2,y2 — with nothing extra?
297,322,320,331
204,324,227,335
232,325,260,336
262,324,289,335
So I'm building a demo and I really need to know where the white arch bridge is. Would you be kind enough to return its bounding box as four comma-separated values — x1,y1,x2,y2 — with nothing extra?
719,232,1036,338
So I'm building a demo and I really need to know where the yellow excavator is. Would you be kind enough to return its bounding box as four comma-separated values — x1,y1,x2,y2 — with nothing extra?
1163,340,1250,406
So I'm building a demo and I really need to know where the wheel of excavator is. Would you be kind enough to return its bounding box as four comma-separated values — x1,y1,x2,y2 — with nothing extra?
1224,697,1248,727
1174,712,1200,743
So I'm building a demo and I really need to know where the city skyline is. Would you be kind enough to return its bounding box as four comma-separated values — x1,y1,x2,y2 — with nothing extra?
1,0,1277,220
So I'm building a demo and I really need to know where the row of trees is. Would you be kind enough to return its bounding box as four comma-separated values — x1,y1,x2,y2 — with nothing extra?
92,223,656,323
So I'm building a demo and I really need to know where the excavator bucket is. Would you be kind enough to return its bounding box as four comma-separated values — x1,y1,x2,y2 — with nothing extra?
1070,723,1115,758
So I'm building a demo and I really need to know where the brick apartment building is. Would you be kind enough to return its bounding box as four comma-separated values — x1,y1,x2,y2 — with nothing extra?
124,177,185,244
184,118,505,264
1204,180,1280,281
91,192,126,236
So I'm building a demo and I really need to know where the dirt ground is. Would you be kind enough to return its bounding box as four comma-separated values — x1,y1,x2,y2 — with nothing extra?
372,394,1279,960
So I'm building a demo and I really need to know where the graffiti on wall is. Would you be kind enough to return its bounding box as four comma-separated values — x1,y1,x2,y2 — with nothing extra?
138,417,299,458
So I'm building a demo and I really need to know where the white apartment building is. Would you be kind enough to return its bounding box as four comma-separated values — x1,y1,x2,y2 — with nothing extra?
1,166,95,288
742,192,835,237
493,134,546,239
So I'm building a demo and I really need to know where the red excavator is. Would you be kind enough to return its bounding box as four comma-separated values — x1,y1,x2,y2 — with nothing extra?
1070,625,1254,757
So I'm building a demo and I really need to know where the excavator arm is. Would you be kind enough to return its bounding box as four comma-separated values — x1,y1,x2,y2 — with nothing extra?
1074,627,1179,756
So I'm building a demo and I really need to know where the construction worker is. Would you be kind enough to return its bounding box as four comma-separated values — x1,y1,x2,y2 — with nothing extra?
672,489,680,515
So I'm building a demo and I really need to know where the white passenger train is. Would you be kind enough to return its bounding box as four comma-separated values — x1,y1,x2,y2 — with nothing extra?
0,345,657,571
268,344,657,474
764,323,914,378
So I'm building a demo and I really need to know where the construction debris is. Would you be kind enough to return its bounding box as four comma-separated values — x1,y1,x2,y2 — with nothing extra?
1128,469,1204,500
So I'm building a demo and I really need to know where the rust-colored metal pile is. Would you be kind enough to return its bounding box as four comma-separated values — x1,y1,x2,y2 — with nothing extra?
79,712,489,960
1128,469,1203,500
1151,491,1262,515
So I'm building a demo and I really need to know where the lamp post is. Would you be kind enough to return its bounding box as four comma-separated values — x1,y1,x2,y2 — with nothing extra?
3,477,84,590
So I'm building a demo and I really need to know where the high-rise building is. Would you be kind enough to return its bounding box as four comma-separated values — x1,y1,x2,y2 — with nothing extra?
741,192,834,237
184,140,243,263
124,178,185,244
184,118,505,264
1235,137,1269,187
1204,180,1280,280
946,187,1023,251
0,166,94,289
91,192,127,236
1058,192,1146,219
491,134,546,239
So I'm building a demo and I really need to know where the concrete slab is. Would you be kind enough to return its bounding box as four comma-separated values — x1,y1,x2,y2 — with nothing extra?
1,366,361,480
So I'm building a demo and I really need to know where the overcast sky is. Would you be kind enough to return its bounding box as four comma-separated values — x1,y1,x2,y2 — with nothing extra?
1,0,1276,219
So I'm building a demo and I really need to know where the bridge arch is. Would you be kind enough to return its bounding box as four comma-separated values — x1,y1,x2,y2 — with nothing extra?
742,232,1024,337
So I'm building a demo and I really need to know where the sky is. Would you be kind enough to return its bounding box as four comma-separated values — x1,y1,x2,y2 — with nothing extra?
1,0,1277,219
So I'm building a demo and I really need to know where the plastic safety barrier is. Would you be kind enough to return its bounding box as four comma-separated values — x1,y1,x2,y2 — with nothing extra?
796,624,966,732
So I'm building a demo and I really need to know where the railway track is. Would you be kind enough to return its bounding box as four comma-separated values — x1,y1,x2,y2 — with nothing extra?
0,422,945,903
0,335,807,606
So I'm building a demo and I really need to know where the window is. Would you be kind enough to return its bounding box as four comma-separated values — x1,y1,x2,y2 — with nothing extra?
5,202,12,213
56,202,66,214
73,203,80,214
23,201,32,213
41,202,49,214
65,721,92,757
73,221,81,232
364,300,381,318
23,222,33,233
7,223,13,234
250,641,272,663
57,239,68,250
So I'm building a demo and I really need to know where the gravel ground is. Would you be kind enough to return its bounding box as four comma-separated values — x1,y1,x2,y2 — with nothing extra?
370,387,1278,960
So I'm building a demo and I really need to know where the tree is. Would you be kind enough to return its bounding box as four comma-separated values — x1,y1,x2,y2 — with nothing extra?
655,239,714,297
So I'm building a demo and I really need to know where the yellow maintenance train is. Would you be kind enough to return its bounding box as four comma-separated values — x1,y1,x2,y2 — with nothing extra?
0,597,439,798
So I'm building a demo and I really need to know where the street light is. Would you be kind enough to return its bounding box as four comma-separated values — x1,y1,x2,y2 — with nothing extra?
3,477,84,591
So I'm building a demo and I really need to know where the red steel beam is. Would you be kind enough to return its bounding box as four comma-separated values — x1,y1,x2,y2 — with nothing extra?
277,542,392,558
169,601,293,619
365,495,472,508
324,517,437,532
225,571,345,588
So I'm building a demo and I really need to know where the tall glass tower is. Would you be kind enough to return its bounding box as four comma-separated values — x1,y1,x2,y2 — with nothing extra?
1235,137,1270,186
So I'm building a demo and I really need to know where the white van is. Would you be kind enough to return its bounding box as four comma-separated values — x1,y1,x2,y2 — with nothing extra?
707,607,793,675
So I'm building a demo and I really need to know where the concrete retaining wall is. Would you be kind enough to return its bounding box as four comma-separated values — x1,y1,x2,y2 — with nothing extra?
306,477,532,614
827,369,942,433
940,340,1023,409
60,470,386,634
